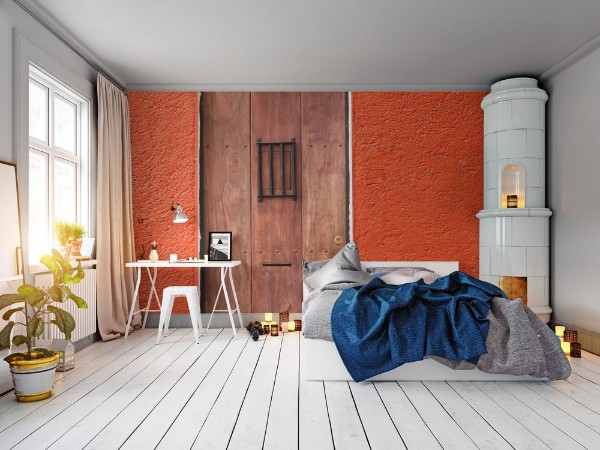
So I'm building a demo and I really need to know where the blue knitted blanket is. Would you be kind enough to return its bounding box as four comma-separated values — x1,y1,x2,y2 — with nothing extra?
331,271,506,382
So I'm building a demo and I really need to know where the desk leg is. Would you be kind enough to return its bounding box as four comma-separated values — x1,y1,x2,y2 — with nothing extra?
228,265,244,330
141,267,158,329
221,267,238,337
125,267,142,339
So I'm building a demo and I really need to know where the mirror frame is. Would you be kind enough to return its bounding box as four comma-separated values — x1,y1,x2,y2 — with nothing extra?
0,160,25,284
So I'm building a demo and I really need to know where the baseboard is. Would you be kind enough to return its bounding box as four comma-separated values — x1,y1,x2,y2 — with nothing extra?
142,313,303,329
73,332,99,352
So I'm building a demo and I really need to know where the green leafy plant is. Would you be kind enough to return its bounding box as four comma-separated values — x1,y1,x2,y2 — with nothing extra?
54,221,72,246
0,249,88,360
69,223,86,241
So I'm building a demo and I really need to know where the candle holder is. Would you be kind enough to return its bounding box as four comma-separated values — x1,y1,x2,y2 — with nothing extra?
570,342,582,358
564,330,578,343
261,322,270,335
294,319,302,331
506,194,518,208
560,341,571,354
270,323,279,337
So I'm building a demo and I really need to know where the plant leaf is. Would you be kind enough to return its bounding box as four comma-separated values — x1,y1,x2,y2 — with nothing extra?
27,316,44,338
48,305,75,340
56,255,74,283
27,292,47,309
0,293,25,310
65,261,85,284
41,254,62,285
2,307,24,321
17,284,40,295
49,285,64,302
0,322,14,349
69,292,88,309
12,334,26,347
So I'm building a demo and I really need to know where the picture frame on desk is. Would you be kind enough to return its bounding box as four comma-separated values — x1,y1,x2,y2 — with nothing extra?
208,231,232,261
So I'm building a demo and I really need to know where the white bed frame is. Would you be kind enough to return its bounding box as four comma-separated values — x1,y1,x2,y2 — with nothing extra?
304,261,545,381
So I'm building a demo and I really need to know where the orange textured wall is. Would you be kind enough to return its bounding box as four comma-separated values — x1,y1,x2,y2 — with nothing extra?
352,92,485,276
129,92,199,313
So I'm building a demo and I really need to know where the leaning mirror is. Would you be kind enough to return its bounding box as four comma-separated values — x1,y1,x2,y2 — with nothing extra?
0,161,24,282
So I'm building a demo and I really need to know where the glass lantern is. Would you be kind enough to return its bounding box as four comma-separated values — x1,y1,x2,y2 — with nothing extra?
501,163,525,208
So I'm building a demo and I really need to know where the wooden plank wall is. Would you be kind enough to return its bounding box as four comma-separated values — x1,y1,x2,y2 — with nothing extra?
202,92,346,313
201,93,252,313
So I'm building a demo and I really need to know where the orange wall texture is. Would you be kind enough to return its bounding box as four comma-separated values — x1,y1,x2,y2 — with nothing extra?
352,92,485,276
129,92,199,313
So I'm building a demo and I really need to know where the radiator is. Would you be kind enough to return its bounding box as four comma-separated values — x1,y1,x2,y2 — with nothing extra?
34,268,97,342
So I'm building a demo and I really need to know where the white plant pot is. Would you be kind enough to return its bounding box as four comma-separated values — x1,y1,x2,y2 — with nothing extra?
6,351,59,402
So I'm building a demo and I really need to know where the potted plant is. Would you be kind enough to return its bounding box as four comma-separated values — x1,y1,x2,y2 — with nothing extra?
54,220,72,259
0,250,87,402
68,223,86,257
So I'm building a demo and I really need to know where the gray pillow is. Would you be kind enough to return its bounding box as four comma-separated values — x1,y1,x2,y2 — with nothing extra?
365,266,433,275
304,242,371,291
302,259,328,279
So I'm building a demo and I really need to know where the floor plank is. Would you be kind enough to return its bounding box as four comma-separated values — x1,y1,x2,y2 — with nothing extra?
400,381,477,450
375,381,441,449
1,332,599,449
227,332,282,450
189,334,266,449
498,381,600,449
12,329,192,450
473,381,585,449
449,381,548,449
349,382,406,450
298,334,333,450
263,332,300,450
423,382,512,450
84,329,223,449
325,381,371,450
120,332,236,449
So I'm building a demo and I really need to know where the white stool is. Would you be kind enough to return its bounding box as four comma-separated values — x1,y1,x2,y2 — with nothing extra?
157,286,203,344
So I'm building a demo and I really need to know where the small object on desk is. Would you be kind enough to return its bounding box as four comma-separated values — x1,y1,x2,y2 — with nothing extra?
294,319,302,331
560,341,571,354
570,342,581,358
262,322,270,335
555,325,565,338
563,330,578,343
149,241,159,262
270,323,279,336
169,254,177,262
204,254,209,261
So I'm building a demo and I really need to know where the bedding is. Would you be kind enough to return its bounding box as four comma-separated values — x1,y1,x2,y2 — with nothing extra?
303,273,571,382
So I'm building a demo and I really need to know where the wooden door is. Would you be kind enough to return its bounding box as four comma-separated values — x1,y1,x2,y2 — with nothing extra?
201,92,252,313
201,92,347,313
301,92,348,260
251,93,303,313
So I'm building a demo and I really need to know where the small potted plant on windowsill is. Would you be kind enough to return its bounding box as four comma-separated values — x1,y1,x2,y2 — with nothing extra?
68,223,86,257
0,250,87,402
54,220,72,259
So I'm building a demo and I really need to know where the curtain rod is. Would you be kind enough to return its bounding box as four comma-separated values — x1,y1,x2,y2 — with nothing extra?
13,0,127,93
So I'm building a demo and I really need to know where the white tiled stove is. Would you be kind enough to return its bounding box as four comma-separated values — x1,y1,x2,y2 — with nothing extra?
477,78,552,322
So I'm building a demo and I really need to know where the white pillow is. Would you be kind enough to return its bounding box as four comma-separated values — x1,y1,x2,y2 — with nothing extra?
304,242,371,291
380,269,440,285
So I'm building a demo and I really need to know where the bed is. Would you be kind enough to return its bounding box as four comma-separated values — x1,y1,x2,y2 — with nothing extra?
303,260,570,382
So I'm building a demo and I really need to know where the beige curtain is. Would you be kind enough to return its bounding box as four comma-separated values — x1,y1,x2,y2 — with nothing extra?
96,74,140,340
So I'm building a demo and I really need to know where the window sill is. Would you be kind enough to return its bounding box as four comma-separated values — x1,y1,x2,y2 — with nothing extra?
29,259,97,274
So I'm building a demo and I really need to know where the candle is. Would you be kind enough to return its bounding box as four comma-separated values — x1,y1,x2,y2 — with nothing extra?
561,341,571,354
280,322,287,333
288,321,295,332
555,325,565,338
265,313,273,322
270,323,279,336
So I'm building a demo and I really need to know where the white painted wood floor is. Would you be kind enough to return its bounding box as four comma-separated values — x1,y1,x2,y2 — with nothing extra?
0,328,599,449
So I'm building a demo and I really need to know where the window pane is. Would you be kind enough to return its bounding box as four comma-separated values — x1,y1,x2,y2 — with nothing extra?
54,159,77,222
29,80,48,143
29,150,49,262
54,95,77,154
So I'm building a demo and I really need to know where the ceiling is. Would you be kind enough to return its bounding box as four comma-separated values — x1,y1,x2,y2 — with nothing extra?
18,0,600,91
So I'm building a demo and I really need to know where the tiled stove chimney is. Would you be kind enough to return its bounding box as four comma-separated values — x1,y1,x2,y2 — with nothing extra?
477,78,552,322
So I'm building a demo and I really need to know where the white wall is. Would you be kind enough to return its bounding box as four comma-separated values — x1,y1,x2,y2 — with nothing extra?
0,1,98,163
546,46,600,334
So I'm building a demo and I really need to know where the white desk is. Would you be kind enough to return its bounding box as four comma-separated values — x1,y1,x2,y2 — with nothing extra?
125,260,243,338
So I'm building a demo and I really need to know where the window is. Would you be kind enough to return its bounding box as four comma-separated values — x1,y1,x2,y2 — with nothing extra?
28,65,90,262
